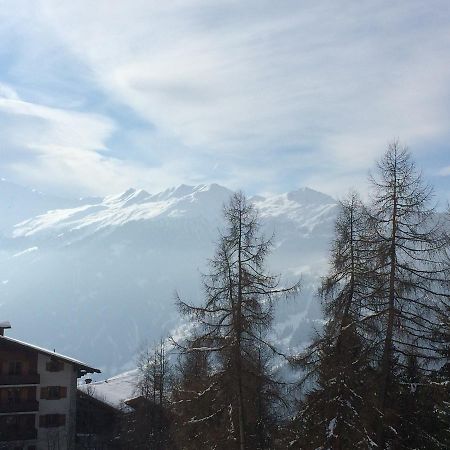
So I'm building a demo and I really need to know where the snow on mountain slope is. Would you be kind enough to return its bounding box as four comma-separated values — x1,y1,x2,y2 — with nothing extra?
13,183,232,241
255,188,337,234
0,183,338,377
0,178,79,236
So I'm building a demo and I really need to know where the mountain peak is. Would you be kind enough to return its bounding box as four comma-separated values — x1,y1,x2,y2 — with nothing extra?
151,183,232,203
106,188,151,205
194,183,233,197
287,187,335,205
172,184,197,198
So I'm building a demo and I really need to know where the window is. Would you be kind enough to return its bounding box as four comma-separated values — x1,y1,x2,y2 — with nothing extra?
8,361,22,376
48,386,64,399
48,386,60,399
26,387,36,401
39,414,66,428
40,386,67,400
1,414,34,428
25,415,34,426
45,359,64,372
7,388,21,403
5,415,19,427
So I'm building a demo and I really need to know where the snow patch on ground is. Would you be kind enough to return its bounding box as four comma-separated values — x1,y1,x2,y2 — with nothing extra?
327,417,337,438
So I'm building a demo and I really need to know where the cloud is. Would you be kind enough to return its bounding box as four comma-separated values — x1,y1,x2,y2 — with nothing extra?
42,3,450,139
0,83,19,100
0,96,113,153
0,1,449,197
438,166,450,177
0,88,184,195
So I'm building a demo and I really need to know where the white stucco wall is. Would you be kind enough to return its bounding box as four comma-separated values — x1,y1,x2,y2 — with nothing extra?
36,353,77,450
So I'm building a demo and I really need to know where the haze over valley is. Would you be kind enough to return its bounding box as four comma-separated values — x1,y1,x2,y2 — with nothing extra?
0,178,337,376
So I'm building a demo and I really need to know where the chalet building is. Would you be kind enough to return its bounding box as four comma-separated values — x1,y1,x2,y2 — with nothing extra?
77,373,173,449
0,322,100,450
76,389,121,449
76,389,167,449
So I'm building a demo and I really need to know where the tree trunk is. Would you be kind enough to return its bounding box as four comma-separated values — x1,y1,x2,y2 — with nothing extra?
236,208,246,450
378,161,398,447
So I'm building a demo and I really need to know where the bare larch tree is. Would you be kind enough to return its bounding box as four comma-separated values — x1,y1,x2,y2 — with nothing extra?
175,191,299,450
366,141,450,447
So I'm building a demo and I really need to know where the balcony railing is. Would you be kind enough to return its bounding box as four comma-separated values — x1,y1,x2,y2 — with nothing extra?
0,373,40,386
0,427,37,441
0,400,39,413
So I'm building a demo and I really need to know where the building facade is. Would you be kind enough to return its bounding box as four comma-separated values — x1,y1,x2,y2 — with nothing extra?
0,322,99,450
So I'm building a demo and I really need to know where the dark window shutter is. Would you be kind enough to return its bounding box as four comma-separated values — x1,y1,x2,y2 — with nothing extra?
46,360,63,372
49,386,57,399
40,387,48,400
59,414,66,426
39,415,47,427
60,386,67,398
27,387,35,401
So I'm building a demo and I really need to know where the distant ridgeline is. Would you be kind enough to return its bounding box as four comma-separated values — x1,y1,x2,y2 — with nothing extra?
0,180,337,376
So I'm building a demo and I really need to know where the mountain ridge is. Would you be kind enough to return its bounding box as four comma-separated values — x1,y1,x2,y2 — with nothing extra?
0,181,338,376
12,183,335,240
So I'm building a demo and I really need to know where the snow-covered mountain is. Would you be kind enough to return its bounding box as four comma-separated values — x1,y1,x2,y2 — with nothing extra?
0,183,338,376
0,178,81,236
12,184,231,241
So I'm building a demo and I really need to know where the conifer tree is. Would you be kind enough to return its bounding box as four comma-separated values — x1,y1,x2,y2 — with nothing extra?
294,193,376,449
171,337,226,449
294,144,450,448
431,279,450,448
120,340,173,449
365,141,450,447
174,192,299,450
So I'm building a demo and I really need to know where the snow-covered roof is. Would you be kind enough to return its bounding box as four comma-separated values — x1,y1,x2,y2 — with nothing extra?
0,334,100,374
78,369,138,411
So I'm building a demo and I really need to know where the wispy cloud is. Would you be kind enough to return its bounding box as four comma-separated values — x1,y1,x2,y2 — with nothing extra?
0,1,449,197
0,93,113,153
0,83,20,100
438,166,450,177
0,86,183,195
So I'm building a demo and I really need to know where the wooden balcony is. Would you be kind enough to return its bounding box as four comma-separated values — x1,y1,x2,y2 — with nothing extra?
0,427,37,441
0,373,40,386
0,400,39,413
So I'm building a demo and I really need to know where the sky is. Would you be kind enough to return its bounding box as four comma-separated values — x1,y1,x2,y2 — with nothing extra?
0,0,449,202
